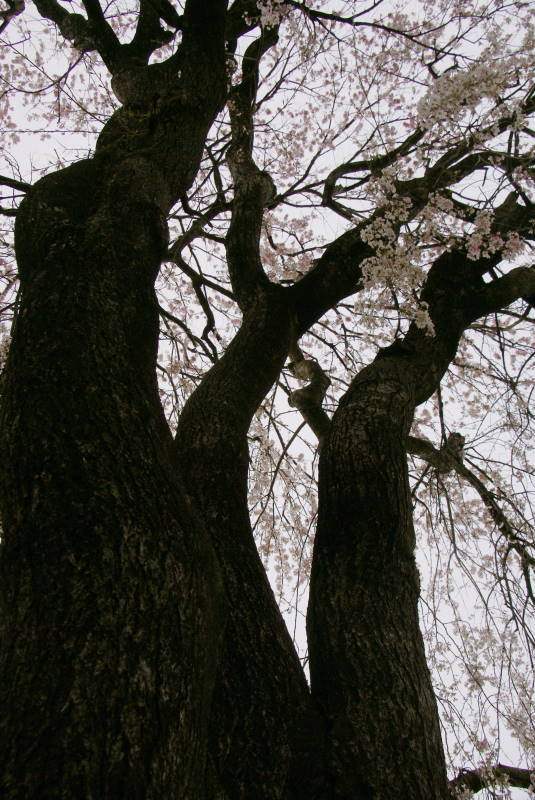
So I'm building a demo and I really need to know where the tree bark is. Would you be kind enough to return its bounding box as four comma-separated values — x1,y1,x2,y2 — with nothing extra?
307,356,449,800
305,250,500,799
175,289,328,800
4,3,532,795
0,154,224,800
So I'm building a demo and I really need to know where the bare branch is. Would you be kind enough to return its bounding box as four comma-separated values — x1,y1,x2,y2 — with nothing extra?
408,432,535,609
225,27,279,308
448,764,534,795
33,0,121,70
286,342,331,444
0,175,31,192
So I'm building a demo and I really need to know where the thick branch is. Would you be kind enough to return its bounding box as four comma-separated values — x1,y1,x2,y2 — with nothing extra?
449,764,533,795
225,28,278,308
174,291,326,797
33,0,121,70
0,175,31,192
225,0,266,52
477,264,535,315
307,352,449,799
287,343,331,444
128,0,182,63
289,225,370,334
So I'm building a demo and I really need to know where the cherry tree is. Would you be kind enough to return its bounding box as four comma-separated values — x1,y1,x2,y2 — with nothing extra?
0,0,534,798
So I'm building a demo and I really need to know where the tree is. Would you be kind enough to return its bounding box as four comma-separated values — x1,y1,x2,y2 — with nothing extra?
0,0,534,797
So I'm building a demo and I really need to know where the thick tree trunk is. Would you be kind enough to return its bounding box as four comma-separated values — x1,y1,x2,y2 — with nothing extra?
305,250,491,799
307,357,449,800
175,291,327,800
0,7,237,792
0,156,223,799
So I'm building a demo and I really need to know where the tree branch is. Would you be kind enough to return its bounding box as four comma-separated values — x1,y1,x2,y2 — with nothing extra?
449,764,534,795
287,0,454,57
477,264,535,317
322,128,426,210
286,342,331,444
33,0,121,70
225,27,279,309
407,434,534,565
0,175,31,192
129,0,182,63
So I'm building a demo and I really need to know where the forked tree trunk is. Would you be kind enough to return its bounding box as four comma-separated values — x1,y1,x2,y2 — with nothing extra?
0,38,459,798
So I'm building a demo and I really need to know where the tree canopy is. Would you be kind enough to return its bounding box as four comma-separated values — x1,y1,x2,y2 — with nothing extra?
0,1,534,798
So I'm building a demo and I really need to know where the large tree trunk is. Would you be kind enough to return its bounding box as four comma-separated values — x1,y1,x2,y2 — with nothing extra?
0,6,239,794
307,356,449,800
0,155,224,799
175,291,327,800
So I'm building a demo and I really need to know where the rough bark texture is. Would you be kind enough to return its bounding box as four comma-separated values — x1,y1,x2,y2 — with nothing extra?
0,157,223,799
306,250,494,800
3,3,530,799
307,358,449,800
0,5,231,794
175,291,327,800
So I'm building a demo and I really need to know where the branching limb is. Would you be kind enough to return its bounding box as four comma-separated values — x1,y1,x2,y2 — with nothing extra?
171,253,220,347
129,0,182,64
449,764,534,796
286,0,457,57
287,342,331,444
322,127,425,212
407,434,535,585
290,153,533,339
33,0,121,70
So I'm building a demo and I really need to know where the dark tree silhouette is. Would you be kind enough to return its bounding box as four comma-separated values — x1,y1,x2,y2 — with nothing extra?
0,1,534,798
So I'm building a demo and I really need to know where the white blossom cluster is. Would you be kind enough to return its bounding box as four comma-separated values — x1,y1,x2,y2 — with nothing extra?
359,174,438,331
417,61,513,129
418,193,461,249
466,211,526,261
451,784,473,800
465,211,504,261
245,0,288,28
